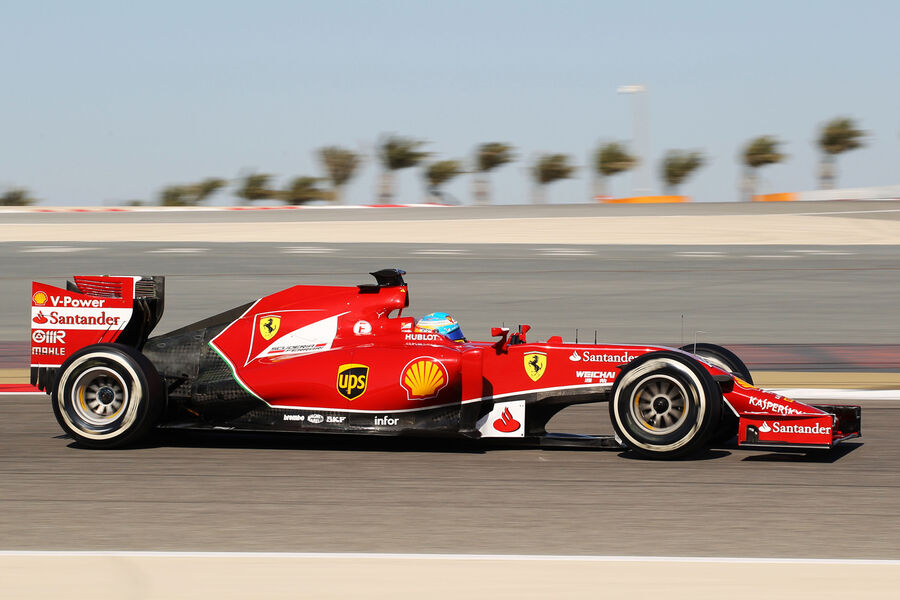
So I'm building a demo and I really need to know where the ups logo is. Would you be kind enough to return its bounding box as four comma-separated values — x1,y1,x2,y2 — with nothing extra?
336,363,369,400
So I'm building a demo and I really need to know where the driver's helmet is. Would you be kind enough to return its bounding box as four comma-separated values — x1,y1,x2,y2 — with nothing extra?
414,312,466,343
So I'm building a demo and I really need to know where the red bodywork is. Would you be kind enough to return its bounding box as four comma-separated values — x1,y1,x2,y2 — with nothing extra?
32,274,861,450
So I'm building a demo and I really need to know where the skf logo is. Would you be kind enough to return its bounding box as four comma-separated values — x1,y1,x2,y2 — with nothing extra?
400,357,448,401
32,291,48,306
259,315,281,340
336,363,369,400
523,352,546,382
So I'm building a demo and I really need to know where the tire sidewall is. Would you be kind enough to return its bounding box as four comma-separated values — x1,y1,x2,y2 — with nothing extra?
52,344,161,448
610,352,720,457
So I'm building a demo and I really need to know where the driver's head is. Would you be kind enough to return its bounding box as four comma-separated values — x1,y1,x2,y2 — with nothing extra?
415,312,466,343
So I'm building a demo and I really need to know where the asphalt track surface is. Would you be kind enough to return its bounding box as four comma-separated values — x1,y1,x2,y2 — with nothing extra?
2,203,899,562
1,392,898,558
4,242,900,344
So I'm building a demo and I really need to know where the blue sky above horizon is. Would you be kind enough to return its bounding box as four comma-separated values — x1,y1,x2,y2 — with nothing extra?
2,0,898,206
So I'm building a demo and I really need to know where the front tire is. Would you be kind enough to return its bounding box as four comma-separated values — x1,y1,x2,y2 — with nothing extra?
610,351,722,459
680,343,752,444
51,344,164,449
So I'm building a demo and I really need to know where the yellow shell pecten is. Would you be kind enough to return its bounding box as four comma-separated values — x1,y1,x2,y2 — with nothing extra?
404,359,445,397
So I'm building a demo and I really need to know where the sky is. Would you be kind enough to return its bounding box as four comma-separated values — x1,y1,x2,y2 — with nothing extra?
2,0,898,206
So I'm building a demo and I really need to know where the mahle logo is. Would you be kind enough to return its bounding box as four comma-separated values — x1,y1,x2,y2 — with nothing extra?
337,363,369,400
259,315,281,340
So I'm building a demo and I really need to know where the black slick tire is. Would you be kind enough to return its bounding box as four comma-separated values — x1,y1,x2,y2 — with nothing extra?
680,343,752,444
51,343,164,449
609,351,722,459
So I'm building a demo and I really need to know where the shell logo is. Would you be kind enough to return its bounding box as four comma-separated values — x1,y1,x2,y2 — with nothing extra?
400,357,448,401
32,291,48,306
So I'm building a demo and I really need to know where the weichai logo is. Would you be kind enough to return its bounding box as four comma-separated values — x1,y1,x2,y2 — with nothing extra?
400,357,448,401
336,363,369,400
32,291,48,306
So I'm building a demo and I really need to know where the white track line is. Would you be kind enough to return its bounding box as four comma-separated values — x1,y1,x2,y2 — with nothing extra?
280,247,338,254
20,246,98,253
0,551,897,564
146,248,208,254
540,248,596,256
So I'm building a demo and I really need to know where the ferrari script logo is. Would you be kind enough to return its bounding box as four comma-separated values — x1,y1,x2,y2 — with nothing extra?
337,363,369,401
259,315,281,340
524,352,546,382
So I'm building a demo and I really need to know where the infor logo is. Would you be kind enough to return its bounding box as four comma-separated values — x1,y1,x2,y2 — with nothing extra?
336,363,369,400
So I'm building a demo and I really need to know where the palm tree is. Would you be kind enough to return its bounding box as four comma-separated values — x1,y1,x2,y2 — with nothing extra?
159,177,226,206
282,176,330,205
236,173,279,203
160,178,227,206
377,135,429,203
741,136,785,201
473,142,514,205
0,187,37,206
817,117,865,189
425,160,463,203
661,151,704,194
532,154,576,203
318,146,360,204
594,142,637,198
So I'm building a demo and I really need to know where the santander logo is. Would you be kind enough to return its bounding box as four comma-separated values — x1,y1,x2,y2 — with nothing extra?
493,407,521,433
32,311,49,324
569,351,581,362
759,422,772,433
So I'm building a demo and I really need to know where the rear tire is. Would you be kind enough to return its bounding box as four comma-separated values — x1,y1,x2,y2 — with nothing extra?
51,343,164,449
610,351,722,459
679,343,752,444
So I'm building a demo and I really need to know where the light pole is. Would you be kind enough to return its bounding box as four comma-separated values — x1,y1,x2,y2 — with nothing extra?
617,84,651,196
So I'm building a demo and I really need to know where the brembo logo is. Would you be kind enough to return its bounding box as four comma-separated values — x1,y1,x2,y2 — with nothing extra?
748,397,802,416
569,351,635,363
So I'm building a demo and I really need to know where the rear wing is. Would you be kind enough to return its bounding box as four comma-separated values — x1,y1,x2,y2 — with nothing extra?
30,275,164,391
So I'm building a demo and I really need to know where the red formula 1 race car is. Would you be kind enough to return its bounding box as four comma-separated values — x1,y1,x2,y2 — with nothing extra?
29,269,861,458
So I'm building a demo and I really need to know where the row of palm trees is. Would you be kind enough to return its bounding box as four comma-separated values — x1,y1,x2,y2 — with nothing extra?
0,117,866,206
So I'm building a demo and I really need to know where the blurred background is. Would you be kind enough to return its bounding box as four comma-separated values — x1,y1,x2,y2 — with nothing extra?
1,0,898,207
2,2,900,597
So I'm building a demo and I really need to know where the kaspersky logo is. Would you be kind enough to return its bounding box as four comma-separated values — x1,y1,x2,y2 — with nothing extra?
259,315,281,341
400,357,448,401
336,363,369,400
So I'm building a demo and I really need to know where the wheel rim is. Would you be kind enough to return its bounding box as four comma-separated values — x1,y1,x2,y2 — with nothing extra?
630,374,689,435
71,367,129,426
